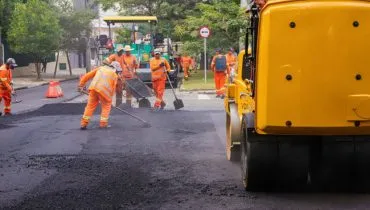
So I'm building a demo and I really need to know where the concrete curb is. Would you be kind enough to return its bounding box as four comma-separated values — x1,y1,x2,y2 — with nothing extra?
179,88,215,94
14,77,79,91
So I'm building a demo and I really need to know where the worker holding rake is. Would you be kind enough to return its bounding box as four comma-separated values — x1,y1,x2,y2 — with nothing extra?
78,61,122,129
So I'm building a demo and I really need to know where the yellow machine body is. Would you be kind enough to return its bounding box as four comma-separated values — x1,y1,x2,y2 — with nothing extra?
225,50,255,117
255,0,370,135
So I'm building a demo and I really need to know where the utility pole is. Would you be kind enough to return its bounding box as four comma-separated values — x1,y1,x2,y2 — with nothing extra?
240,0,248,51
86,35,92,73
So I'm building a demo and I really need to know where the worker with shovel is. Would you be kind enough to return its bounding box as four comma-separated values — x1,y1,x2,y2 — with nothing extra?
121,45,139,108
150,49,171,111
0,58,17,116
78,61,122,130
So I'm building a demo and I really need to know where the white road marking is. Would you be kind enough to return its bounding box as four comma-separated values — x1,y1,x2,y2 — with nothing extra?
197,94,211,100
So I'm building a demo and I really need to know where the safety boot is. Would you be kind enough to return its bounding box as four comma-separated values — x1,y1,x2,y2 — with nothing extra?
80,126,87,130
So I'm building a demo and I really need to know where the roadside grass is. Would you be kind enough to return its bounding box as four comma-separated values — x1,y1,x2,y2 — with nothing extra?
180,70,215,91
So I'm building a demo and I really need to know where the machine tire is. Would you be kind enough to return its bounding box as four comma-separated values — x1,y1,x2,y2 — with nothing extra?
309,136,356,192
139,98,151,108
240,114,278,191
275,136,310,191
226,103,241,162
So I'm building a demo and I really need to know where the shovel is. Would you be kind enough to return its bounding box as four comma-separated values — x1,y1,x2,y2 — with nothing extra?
81,90,151,128
166,72,184,110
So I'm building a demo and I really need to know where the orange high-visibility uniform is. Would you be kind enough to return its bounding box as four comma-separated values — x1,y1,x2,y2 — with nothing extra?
211,55,227,96
106,54,138,102
181,56,192,78
150,58,171,108
121,54,138,78
105,54,125,70
122,54,138,101
79,66,118,127
226,53,237,74
0,65,12,114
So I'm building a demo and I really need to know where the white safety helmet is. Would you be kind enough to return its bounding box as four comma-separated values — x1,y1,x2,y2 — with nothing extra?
6,58,17,67
110,61,122,72
154,48,161,55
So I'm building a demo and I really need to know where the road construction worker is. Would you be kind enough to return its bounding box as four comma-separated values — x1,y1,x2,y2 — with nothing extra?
104,45,125,67
226,48,237,82
211,48,228,99
0,58,17,116
104,46,125,105
78,61,122,129
180,52,192,80
150,48,171,111
104,45,139,107
120,45,138,107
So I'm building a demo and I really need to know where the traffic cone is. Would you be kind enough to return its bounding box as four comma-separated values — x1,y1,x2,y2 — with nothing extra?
45,81,59,98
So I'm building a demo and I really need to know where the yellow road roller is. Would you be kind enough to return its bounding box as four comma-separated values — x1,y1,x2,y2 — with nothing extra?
225,0,370,191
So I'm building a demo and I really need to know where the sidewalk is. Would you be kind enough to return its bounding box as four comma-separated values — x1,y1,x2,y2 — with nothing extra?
12,68,86,90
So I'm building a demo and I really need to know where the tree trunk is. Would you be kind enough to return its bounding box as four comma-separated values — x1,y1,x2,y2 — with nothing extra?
53,51,60,78
66,51,72,76
86,37,92,73
35,62,42,80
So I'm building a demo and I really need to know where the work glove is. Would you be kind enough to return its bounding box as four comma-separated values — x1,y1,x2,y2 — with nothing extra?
159,62,165,67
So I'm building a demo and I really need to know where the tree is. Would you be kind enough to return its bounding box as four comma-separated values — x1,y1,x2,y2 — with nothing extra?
98,0,203,41
51,0,95,77
0,0,23,39
175,0,248,55
0,0,55,39
7,0,61,80
115,28,132,44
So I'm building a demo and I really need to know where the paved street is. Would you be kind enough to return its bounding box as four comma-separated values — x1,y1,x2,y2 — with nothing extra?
1,80,82,115
1,85,370,209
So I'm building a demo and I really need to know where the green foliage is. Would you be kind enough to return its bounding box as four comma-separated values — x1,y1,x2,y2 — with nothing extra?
115,28,132,44
177,0,248,55
98,0,248,56
7,0,61,61
54,0,96,51
0,0,23,39
97,0,202,41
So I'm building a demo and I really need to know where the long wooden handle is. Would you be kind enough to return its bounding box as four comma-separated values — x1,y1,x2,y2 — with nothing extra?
80,90,150,125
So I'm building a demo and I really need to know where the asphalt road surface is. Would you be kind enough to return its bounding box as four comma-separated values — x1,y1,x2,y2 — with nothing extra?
1,92,370,209
1,79,82,115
